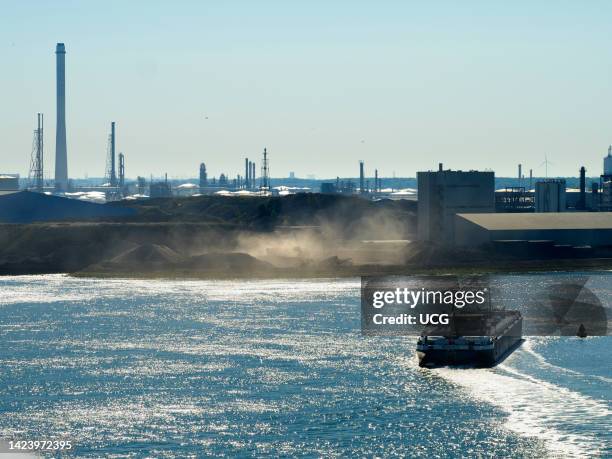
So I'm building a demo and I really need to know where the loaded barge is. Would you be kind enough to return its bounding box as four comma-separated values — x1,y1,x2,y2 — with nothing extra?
416,310,523,368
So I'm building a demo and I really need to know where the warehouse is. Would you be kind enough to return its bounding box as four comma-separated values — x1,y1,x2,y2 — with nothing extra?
454,212,612,247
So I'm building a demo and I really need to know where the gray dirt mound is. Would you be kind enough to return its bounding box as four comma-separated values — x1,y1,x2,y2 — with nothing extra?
182,252,275,273
0,190,135,223
110,243,184,265
316,256,353,269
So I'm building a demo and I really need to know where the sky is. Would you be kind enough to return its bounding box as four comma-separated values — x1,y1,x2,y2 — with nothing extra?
2,0,612,180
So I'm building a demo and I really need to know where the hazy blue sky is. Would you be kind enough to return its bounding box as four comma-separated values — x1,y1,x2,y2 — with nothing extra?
2,1,612,179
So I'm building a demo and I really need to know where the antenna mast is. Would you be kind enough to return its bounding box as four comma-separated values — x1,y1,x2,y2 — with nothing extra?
28,113,44,191
261,147,270,191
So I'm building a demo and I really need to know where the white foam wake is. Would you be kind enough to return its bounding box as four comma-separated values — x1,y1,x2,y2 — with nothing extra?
435,360,611,458
522,339,612,384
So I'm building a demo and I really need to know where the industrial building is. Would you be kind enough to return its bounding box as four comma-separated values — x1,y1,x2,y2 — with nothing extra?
566,189,595,211
535,179,566,212
417,165,495,242
602,181,612,211
454,212,612,247
494,187,534,212
599,146,612,211
149,179,172,198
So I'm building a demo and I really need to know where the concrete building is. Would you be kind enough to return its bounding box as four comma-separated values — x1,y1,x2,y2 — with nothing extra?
601,181,612,211
597,147,612,211
535,180,566,212
455,212,612,247
54,43,68,191
417,166,495,243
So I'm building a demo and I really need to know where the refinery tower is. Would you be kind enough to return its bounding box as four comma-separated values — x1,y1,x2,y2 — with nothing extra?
54,43,68,191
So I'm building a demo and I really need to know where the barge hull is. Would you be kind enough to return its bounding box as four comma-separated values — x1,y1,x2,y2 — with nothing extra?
417,314,523,368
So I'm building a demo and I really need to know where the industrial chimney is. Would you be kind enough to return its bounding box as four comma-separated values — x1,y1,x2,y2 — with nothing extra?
110,122,117,187
54,43,68,191
245,158,250,189
374,168,379,193
359,161,365,194
579,166,586,210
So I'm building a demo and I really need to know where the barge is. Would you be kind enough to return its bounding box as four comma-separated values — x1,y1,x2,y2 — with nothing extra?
416,310,523,368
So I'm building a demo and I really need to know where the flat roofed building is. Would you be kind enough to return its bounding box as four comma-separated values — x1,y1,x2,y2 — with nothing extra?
455,212,612,247
418,168,494,243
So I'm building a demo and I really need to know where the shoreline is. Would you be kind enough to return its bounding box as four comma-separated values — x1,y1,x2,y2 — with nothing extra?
67,257,612,280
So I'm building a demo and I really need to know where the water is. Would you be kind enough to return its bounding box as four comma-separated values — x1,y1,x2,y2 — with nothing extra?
0,274,609,458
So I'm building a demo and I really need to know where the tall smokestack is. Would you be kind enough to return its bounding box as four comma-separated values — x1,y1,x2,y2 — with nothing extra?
110,122,117,186
251,162,256,189
54,43,68,191
579,166,586,210
359,161,365,194
245,158,249,189
118,153,125,188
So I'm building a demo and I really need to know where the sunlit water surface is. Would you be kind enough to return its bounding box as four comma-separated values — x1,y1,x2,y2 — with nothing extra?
0,275,610,458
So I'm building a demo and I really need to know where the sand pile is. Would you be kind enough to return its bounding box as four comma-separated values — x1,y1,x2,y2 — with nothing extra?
182,252,275,273
110,243,184,266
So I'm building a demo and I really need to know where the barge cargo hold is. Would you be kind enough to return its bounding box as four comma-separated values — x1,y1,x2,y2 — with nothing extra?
416,310,523,368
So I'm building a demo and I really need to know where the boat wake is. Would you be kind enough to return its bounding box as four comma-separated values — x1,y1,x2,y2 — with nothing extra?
435,355,611,458
522,339,612,384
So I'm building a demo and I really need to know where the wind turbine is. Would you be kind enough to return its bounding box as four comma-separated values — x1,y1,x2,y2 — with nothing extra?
540,155,554,179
